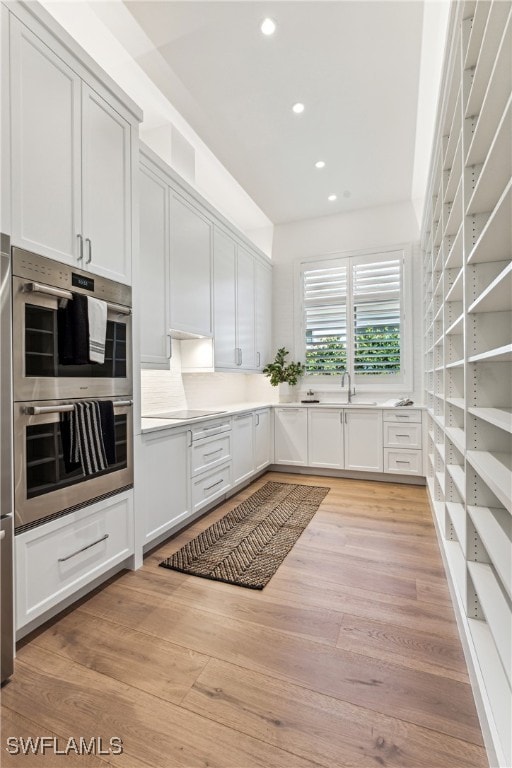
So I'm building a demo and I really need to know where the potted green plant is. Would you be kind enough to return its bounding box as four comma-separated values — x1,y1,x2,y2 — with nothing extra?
262,347,305,402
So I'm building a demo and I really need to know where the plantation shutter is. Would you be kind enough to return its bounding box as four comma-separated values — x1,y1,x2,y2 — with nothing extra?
304,265,348,374
352,259,401,375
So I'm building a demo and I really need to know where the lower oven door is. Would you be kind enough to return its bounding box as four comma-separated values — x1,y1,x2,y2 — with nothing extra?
14,399,133,531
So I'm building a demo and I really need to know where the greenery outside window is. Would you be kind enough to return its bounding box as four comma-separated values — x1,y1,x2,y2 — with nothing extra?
299,247,411,391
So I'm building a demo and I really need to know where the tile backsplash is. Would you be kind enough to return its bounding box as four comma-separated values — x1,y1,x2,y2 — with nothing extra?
140,342,278,414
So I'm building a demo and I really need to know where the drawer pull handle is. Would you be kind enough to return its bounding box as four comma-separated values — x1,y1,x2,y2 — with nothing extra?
396,460,410,464
395,414,410,418
204,479,223,492
396,434,410,438
204,448,223,458
58,533,109,562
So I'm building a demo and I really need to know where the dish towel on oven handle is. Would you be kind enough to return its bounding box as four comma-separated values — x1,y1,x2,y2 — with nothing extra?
87,296,108,364
69,401,108,476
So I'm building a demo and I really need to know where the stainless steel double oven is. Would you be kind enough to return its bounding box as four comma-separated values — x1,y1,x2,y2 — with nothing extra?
12,248,134,532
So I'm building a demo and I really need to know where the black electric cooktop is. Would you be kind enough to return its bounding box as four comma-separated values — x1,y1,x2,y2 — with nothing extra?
146,410,226,420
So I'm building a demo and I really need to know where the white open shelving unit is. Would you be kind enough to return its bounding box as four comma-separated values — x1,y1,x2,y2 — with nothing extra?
421,2,512,767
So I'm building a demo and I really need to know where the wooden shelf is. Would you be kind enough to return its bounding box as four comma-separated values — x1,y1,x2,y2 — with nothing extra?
468,406,512,434
443,89,462,170
465,2,511,118
446,358,465,369
468,505,512,600
445,224,464,269
446,463,466,499
466,450,512,513
464,3,491,69
435,441,446,461
444,136,462,203
445,313,464,335
445,268,463,302
446,397,465,410
443,178,463,237
467,262,512,313
468,345,512,363
466,98,512,216
467,179,511,265
445,426,465,454
467,561,511,682
446,501,467,550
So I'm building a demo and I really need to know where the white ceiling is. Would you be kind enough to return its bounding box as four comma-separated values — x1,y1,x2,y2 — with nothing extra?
122,1,425,225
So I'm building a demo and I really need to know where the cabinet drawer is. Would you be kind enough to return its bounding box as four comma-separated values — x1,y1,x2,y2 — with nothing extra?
384,422,422,449
384,449,423,475
191,464,231,513
191,433,231,476
16,492,133,629
383,409,422,423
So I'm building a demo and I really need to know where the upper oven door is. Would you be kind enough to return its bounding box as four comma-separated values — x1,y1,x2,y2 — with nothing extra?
13,275,132,402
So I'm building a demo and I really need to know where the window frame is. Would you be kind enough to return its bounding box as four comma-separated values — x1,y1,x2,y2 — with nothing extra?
294,244,413,393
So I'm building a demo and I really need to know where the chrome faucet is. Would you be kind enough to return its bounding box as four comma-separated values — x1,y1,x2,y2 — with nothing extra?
341,371,355,403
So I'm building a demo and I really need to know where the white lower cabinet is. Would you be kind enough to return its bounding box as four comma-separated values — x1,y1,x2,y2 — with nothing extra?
15,490,134,631
140,428,190,545
308,408,344,468
344,409,383,472
254,409,271,471
191,463,231,514
232,413,255,485
274,408,308,465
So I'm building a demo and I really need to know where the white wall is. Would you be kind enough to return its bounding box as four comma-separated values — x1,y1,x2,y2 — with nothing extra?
271,200,424,402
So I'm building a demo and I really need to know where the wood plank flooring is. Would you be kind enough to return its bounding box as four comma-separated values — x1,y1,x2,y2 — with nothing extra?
1,472,488,767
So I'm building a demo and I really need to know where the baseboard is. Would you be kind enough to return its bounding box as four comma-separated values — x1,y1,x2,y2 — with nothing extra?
269,464,426,485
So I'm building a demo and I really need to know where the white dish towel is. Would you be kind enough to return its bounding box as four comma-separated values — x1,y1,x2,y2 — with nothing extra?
87,296,108,364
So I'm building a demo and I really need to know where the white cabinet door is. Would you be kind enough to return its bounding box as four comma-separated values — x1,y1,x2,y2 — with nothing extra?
232,414,255,485
308,409,344,468
254,409,271,471
140,429,190,545
139,164,170,367
255,259,272,370
213,227,237,368
344,409,383,472
274,408,308,465
10,17,81,265
170,192,212,336
81,84,132,284
236,245,256,369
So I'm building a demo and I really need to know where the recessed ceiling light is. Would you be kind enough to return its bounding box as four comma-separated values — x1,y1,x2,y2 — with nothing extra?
292,102,305,114
260,18,276,36
328,194,337,202
315,161,326,169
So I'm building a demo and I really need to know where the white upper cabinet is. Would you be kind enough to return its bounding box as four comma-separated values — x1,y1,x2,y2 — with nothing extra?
213,227,237,368
344,409,383,472
10,18,81,265
236,245,256,369
169,191,212,338
255,258,272,370
8,12,137,285
139,163,170,367
213,227,271,372
81,85,131,284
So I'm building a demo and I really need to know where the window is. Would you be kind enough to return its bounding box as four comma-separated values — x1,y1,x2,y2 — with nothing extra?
300,248,410,389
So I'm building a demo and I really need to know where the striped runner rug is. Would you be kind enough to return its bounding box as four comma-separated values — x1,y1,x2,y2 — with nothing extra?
159,481,330,589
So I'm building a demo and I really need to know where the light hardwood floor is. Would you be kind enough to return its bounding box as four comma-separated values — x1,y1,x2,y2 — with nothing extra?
1,473,488,767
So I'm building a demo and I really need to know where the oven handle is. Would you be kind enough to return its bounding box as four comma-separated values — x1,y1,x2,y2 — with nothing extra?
21,281,131,316
22,400,133,416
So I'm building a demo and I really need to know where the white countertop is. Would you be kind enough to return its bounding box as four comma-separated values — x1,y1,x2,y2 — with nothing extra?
141,401,274,433
141,399,424,434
